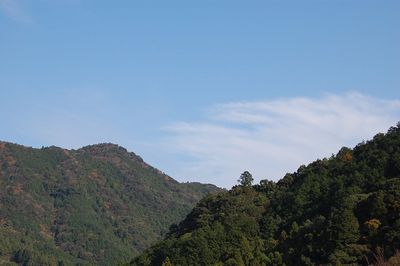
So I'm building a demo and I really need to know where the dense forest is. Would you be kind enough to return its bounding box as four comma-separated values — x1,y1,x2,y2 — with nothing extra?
131,124,400,265
0,142,221,265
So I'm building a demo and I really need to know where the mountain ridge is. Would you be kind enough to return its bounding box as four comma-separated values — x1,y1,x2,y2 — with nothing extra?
131,124,400,265
0,140,221,265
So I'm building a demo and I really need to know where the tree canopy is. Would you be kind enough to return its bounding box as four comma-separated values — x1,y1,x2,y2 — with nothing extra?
0,142,221,265
131,124,400,265
238,171,254,187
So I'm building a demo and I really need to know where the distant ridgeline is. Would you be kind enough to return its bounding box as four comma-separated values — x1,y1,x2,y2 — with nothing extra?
0,142,221,265
131,124,400,266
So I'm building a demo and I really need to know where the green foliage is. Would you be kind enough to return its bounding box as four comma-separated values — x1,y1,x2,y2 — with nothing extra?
161,257,173,266
13,249,32,265
0,142,221,265
131,124,400,265
237,171,254,187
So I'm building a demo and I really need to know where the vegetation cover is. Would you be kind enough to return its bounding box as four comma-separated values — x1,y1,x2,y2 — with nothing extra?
0,142,221,265
131,124,400,265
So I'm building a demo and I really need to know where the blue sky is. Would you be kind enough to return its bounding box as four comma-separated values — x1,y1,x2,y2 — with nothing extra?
1,0,399,187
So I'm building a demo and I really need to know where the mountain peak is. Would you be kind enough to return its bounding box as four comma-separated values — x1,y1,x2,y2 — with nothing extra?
0,140,221,265
78,142,127,153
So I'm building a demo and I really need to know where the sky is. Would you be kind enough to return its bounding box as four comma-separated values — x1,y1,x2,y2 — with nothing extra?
1,0,399,188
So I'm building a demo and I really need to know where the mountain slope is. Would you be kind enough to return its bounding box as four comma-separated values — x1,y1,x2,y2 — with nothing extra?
0,142,221,265
131,124,400,265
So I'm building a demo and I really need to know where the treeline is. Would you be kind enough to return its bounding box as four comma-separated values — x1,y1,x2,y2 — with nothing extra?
131,124,400,265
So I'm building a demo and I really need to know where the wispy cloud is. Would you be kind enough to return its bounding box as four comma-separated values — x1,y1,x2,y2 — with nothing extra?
0,0,32,23
163,92,400,188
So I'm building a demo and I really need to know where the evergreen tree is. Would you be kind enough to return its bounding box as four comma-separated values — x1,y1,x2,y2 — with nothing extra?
238,171,253,187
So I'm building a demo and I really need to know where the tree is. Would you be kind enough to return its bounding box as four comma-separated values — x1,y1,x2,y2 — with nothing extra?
162,257,173,266
238,171,253,187
331,200,360,244
13,249,32,265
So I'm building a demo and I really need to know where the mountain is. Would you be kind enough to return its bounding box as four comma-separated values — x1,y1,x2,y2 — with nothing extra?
131,124,400,265
0,142,221,265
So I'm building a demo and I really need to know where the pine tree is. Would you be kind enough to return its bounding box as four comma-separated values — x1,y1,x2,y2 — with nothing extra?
238,171,253,187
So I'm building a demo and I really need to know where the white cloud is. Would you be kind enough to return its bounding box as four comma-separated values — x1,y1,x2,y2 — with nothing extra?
163,92,400,188
0,0,32,23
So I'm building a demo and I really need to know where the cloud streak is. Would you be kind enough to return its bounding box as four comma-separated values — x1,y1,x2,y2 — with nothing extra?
163,92,400,188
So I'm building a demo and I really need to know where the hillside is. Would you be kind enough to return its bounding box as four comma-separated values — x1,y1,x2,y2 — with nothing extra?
131,124,400,265
0,142,221,265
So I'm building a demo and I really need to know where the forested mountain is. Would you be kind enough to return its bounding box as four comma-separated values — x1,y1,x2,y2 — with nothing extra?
0,142,221,265
131,124,400,265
